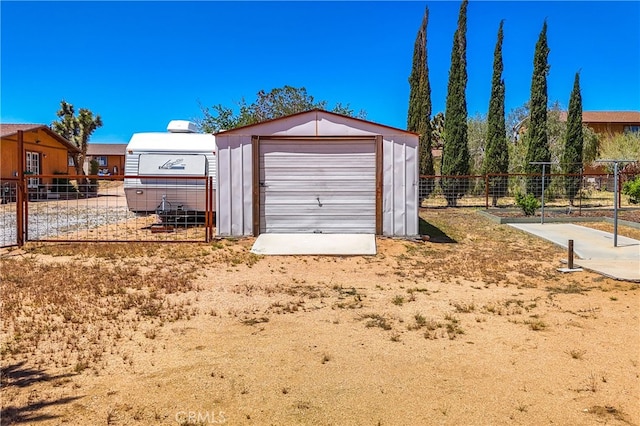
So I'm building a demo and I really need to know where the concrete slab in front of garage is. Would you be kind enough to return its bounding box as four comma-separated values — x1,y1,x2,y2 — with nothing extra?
250,233,377,256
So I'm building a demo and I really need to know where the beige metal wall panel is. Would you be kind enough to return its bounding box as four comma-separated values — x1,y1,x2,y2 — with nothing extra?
216,135,253,236
316,114,385,136
218,115,318,137
220,111,401,138
382,136,419,237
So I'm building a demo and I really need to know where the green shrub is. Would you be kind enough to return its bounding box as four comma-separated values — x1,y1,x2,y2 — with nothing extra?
623,177,640,204
52,172,78,193
89,159,99,192
515,192,540,216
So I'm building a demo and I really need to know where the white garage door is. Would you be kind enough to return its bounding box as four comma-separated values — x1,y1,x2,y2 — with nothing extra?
259,139,376,234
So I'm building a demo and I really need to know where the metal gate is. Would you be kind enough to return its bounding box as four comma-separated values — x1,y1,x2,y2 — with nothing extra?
0,175,215,248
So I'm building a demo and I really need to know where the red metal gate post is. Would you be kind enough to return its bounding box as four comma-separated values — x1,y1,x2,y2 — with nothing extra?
485,174,489,209
16,131,25,246
204,177,209,242
206,176,214,242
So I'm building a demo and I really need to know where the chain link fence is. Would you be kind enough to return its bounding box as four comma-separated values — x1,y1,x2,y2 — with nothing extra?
419,172,638,210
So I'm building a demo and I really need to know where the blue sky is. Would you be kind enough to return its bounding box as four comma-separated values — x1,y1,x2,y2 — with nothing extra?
1,1,639,143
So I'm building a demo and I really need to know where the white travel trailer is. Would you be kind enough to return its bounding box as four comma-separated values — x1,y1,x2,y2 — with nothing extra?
124,120,216,221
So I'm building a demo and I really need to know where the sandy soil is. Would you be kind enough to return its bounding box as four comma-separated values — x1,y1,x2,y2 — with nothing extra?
1,209,639,426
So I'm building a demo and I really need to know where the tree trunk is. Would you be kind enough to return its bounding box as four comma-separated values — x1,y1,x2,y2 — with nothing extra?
73,153,89,192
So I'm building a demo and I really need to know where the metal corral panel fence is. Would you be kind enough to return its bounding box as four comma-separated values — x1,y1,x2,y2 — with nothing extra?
1,175,214,248
419,172,638,209
4,172,636,247
1,178,19,247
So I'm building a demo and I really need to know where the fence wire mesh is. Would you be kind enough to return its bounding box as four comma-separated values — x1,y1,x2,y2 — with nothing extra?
3,172,637,248
419,172,638,210
1,175,214,247
1,178,19,247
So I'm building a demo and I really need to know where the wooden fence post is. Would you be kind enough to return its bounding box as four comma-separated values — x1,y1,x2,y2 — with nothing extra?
568,239,574,269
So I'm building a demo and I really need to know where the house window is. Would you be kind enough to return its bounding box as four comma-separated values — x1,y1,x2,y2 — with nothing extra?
96,156,108,167
26,151,41,188
624,125,640,134
68,156,75,166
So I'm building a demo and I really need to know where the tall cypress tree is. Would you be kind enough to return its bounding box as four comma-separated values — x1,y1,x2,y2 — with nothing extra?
441,0,469,207
482,20,508,207
525,21,551,197
562,72,583,205
407,6,435,199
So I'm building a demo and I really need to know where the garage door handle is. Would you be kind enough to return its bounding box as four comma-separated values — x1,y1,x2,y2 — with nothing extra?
317,197,323,207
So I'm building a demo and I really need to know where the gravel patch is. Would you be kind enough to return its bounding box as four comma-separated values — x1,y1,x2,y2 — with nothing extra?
1,204,137,246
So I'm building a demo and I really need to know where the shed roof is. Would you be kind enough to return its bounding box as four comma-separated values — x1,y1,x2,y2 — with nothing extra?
87,143,128,156
215,109,419,136
0,123,81,153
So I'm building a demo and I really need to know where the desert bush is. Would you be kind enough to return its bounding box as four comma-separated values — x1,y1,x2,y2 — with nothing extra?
515,192,540,216
623,176,640,204
597,133,640,172
89,159,99,192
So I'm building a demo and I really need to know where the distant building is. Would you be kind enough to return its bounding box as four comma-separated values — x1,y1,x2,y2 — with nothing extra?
1,123,79,185
85,143,127,175
512,110,640,143
560,111,640,175
559,111,640,138
509,111,640,174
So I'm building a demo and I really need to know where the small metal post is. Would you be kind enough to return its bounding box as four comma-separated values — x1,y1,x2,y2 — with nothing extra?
540,164,546,224
568,239,574,270
595,159,632,248
613,162,618,247
530,161,553,225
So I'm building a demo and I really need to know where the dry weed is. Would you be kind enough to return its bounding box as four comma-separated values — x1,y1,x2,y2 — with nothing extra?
0,255,197,372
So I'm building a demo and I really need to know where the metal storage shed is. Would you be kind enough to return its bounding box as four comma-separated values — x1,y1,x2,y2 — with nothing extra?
215,109,419,237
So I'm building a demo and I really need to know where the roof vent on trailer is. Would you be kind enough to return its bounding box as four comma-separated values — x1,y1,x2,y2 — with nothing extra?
167,120,198,133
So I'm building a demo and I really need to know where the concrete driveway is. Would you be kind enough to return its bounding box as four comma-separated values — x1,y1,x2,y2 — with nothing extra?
509,223,640,282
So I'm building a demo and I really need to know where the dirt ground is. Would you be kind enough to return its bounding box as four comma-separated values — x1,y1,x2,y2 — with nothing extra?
488,207,640,223
1,209,639,425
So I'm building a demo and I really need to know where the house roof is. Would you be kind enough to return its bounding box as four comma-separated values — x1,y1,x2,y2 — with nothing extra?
1,123,43,137
0,123,81,153
86,143,127,156
214,108,419,136
559,111,640,124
